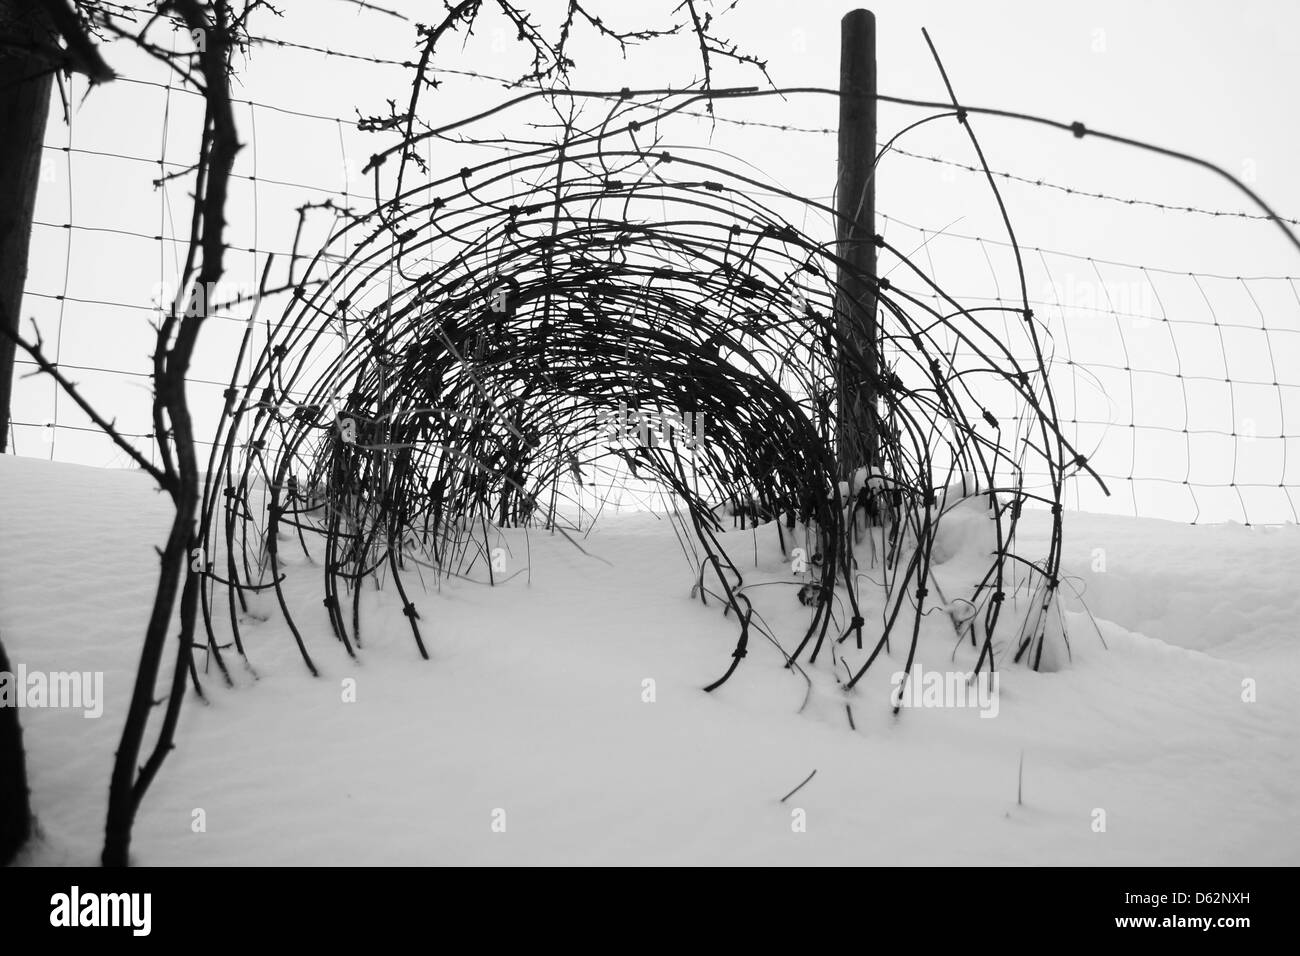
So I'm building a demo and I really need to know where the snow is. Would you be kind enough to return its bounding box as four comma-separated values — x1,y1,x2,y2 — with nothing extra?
2,453,1298,865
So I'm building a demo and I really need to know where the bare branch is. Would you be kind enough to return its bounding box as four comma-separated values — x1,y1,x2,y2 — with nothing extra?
0,312,169,486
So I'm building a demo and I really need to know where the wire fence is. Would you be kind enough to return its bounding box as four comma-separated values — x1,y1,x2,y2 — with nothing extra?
8,9,1300,527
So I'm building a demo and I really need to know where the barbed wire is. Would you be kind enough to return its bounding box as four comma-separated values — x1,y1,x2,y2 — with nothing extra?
92,15,1300,231
670,109,1300,226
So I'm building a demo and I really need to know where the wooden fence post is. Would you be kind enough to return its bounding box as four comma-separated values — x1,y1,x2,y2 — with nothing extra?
835,8,878,481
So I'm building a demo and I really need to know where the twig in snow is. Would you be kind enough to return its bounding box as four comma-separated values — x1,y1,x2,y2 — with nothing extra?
779,768,817,803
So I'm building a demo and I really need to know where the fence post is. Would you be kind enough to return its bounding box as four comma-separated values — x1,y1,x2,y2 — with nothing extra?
835,8,878,482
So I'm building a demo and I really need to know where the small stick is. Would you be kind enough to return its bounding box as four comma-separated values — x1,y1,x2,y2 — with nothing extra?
780,769,817,803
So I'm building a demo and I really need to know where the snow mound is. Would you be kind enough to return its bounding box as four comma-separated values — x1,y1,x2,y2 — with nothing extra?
2,455,1297,865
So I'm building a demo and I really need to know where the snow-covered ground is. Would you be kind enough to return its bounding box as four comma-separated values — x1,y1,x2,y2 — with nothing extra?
2,453,1297,865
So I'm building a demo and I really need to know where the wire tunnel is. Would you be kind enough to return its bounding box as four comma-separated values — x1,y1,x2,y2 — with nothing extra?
195,90,1100,701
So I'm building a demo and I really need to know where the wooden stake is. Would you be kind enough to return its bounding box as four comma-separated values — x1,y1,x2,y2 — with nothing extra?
835,9,878,481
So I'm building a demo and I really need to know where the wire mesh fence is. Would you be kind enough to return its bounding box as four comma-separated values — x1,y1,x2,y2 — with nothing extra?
9,19,1299,527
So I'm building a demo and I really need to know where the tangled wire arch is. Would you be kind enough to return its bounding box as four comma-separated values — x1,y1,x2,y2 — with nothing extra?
196,86,1104,703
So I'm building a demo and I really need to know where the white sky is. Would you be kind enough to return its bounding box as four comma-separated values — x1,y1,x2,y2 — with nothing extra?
10,0,1300,523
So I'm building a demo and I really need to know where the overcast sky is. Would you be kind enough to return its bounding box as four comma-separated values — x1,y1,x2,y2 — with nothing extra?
12,0,1300,523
